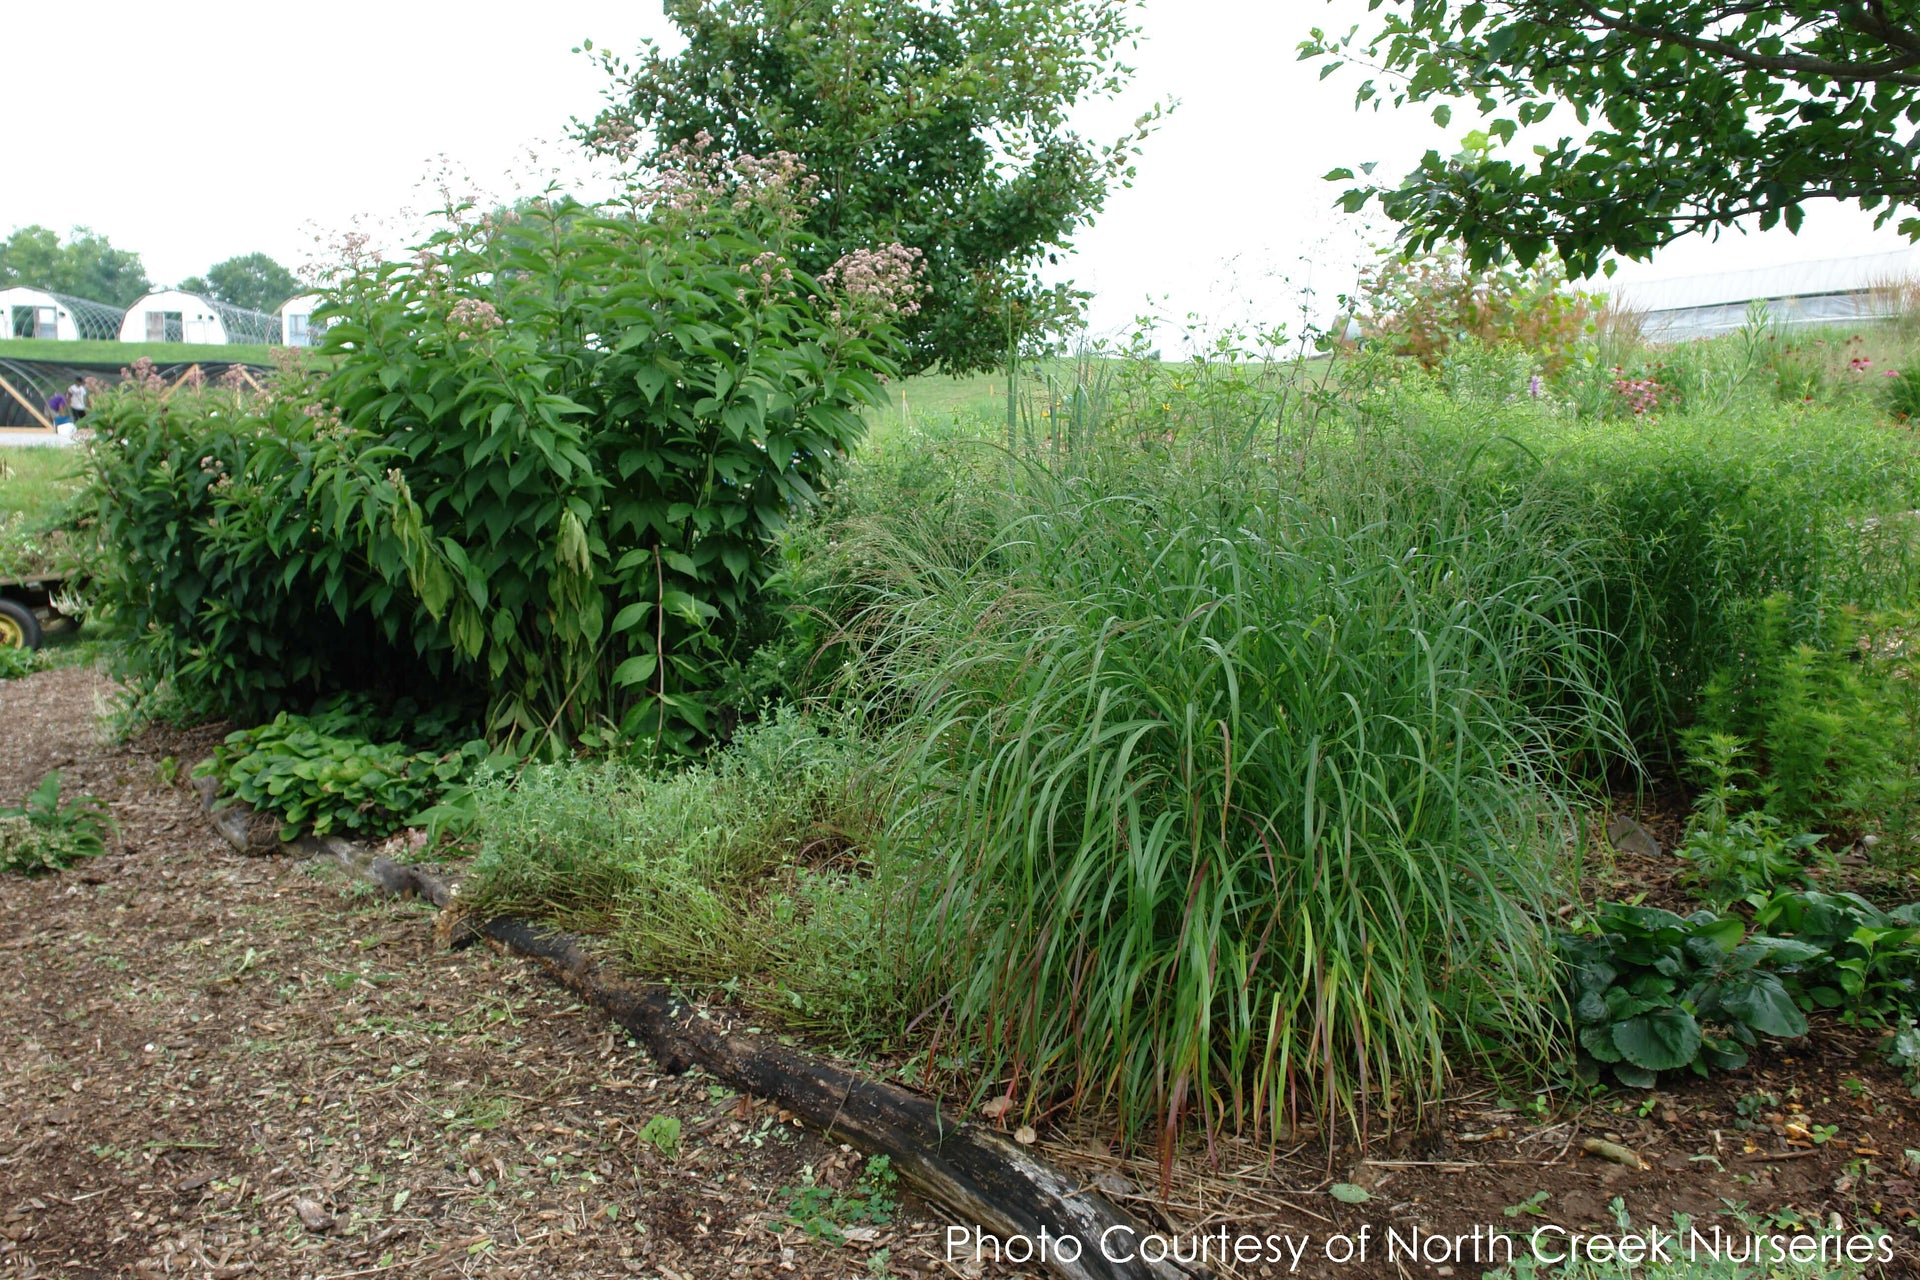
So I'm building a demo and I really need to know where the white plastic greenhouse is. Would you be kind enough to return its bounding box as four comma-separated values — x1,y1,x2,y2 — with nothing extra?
1611,245,1920,340
0,286,125,341
118,290,280,345
278,293,325,347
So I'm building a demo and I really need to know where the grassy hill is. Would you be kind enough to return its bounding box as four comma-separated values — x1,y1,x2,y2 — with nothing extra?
0,338,278,367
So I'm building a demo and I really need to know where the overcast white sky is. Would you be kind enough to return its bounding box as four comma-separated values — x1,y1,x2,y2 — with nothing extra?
7,0,1911,340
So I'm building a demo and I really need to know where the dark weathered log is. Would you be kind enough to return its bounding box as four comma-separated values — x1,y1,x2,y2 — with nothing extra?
472,916,1198,1280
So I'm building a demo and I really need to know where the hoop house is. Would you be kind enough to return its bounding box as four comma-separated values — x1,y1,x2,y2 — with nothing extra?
118,290,280,345
1613,246,1920,340
278,293,327,347
0,286,126,342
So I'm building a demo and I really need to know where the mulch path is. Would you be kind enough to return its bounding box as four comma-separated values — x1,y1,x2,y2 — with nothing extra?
5,664,1920,1279
0,667,976,1279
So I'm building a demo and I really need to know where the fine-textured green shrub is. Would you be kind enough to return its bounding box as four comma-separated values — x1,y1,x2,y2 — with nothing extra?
459,709,907,1044
80,145,910,757
1676,733,1826,909
1695,595,1913,830
1,772,113,874
1401,400,1920,758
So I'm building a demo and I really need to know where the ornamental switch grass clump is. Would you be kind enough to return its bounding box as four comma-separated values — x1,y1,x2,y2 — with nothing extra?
848,438,1628,1152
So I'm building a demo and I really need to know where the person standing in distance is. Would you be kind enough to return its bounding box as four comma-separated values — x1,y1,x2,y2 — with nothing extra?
66,377,88,424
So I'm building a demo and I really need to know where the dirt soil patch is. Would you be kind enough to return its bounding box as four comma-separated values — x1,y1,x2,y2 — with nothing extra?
5,665,1920,1280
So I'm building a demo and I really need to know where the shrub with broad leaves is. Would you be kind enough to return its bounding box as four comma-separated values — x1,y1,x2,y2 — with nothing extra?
80,144,913,757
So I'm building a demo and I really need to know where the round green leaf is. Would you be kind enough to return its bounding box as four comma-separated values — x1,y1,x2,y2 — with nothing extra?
1610,1007,1701,1072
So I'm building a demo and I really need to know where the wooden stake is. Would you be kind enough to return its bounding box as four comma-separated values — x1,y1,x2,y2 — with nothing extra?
0,373,54,431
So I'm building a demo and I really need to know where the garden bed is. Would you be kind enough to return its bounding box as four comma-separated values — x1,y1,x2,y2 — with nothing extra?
6,668,1917,1279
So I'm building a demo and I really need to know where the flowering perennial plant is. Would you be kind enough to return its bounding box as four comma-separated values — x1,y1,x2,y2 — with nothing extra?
1611,370,1667,416
80,159,912,756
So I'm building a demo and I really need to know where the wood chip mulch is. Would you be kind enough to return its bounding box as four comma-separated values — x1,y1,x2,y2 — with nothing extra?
0,666,999,1280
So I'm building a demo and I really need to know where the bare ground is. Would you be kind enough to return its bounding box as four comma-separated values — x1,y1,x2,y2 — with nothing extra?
5,664,1920,1280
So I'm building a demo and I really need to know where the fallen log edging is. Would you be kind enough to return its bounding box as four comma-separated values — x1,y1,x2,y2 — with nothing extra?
465,914,1199,1280
181,779,1200,1280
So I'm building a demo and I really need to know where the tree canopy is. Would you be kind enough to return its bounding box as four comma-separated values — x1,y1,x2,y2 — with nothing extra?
180,253,303,313
0,225,150,307
1304,0,1920,274
579,0,1158,374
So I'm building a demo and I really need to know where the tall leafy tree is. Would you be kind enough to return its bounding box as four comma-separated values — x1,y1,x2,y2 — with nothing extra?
1305,1,1920,274
180,252,302,312
580,0,1159,373
0,224,149,306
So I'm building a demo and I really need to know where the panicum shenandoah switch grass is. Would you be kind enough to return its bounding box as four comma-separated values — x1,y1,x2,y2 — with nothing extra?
844,430,1634,1152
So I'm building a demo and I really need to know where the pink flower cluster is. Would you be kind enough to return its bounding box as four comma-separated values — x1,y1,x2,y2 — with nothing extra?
1610,371,1665,416
749,250,794,292
448,297,503,338
587,115,640,162
821,243,924,322
119,356,166,393
647,131,818,223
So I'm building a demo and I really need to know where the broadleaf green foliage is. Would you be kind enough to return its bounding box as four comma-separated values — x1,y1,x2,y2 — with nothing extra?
1562,890,1920,1088
636,1114,681,1160
198,713,487,842
1304,2,1920,274
1560,902,1821,1087
0,224,149,308
1752,889,1920,1024
580,0,1158,374
1887,1016,1920,1095
78,151,903,755
177,253,302,313
783,1155,897,1244
459,709,907,1045
1,771,113,874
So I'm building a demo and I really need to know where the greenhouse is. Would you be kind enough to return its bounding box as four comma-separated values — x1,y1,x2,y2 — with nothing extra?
117,289,280,345
278,293,326,347
1613,245,1920,340
0,286,125,342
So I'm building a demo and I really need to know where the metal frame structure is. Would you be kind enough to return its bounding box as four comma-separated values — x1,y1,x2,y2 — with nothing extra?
0,286,126,342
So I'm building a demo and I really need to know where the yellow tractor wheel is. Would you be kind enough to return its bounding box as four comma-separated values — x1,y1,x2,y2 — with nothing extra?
0,599,41,650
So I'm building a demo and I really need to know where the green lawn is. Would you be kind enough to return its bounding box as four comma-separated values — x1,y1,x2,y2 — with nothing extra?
0,447,84,524
0,338,279,366
863,369,1006,447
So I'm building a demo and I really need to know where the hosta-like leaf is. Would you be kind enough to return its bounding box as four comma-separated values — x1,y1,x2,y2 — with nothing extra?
1611,1007,1701,1072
